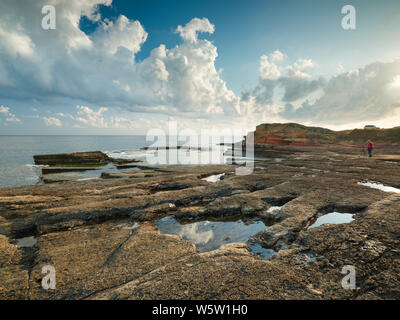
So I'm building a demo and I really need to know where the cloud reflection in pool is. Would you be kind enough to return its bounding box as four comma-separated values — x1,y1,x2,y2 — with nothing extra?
156,216,267,253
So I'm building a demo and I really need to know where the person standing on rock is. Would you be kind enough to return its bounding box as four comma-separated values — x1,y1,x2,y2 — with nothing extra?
367,140,374,157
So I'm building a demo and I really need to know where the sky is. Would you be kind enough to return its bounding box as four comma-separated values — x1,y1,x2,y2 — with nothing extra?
1,0,400,135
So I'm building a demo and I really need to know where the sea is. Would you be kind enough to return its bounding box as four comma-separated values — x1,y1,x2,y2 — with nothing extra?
0,135,243,188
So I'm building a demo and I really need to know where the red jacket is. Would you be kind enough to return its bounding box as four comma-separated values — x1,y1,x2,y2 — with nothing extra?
368,141,374,149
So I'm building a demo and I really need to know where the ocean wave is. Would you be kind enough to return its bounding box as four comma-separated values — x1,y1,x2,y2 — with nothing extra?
105,150,148,159
77,177,99,181
25,164,47,168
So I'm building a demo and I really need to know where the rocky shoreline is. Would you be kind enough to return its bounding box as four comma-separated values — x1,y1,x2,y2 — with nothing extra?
1,149,400,299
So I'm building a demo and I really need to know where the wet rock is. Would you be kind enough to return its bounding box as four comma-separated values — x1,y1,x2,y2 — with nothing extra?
34,151,109,166
2,153,400,299
204,193,266,218
130,203,177,221
101,172,137,179
0,167,236,238
41,167,100,175
112,158,142,165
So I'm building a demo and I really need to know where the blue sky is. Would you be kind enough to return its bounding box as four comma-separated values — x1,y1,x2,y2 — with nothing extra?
1,0,400,134
88,0,400,92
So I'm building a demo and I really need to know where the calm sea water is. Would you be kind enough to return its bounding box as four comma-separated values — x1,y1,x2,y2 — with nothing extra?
0,136,149,188
0,135,237,188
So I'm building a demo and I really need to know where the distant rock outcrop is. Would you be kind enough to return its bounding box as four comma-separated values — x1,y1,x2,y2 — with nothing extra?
243,123,400,155
34,151,109,166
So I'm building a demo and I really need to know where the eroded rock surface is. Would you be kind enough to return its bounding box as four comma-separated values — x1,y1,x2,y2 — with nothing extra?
1,153,400,299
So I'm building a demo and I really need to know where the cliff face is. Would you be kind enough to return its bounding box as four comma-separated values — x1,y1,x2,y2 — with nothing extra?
254,123,334,147
248,123,400,154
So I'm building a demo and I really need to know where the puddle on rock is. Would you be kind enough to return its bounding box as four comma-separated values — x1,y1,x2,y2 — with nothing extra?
358,181,400,193
309,212,355,229
294,251,321,266
266,206,283,214
202,173,225,183
246,242,277,260
15,236,37,247
156,216,269,256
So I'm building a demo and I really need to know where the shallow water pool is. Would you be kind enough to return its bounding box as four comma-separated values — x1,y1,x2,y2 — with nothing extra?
358,181,400,193
15,236,37,247
309,212,355,229
156,216,271,257
202,173,225,183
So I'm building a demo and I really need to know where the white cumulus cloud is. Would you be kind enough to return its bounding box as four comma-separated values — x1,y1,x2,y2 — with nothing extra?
282,60,400,124
260,55,281,80
0,105,21,123
270,50,284,62
92,15,147,55
43,117,62,127
0,1,238,121
176,17,215,43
